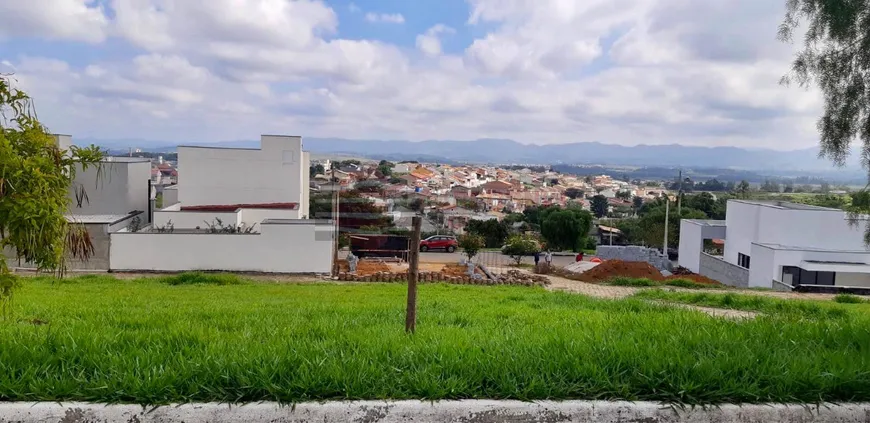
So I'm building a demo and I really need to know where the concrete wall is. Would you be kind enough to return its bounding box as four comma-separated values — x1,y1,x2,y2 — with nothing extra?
834,272,870,287
69,158,151,220
152,210,241,229
177,135,304,208
699,252,749,288
749,244,870,289
163,186,178,207
301,151,310,218
110,220,333,273
678,221,703,273
595,245,671,271
240,209,300,229
725,200,867,267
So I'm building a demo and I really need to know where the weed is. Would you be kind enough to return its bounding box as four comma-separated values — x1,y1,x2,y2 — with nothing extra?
835,293,867,304
663,279,724,290
607,277,659,287
156,272,243,286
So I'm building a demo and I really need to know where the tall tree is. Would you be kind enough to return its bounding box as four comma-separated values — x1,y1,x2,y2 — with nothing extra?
541,209,593,252
1,76,104,312
590,195,609,218
735,180,751,199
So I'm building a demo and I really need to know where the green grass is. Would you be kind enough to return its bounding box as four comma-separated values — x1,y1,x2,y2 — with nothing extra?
2,275,870,405
834,293,868,304
633,289,870,318
606,277,724,290
155,271,243,286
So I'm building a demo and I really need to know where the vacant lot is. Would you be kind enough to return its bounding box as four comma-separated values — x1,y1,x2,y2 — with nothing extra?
1,274,869,405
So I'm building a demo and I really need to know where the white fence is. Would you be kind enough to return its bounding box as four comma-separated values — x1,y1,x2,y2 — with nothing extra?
110,219,333,273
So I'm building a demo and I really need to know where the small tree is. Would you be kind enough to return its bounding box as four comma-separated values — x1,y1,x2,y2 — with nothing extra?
590,195,609,218
458,234,485,261
1,75,104,314
501,235,539,265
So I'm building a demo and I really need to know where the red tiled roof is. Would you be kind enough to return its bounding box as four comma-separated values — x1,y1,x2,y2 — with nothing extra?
181,202,298,211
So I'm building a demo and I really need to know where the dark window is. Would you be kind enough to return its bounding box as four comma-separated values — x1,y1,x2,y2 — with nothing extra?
738,253,751,269
781,266,836,286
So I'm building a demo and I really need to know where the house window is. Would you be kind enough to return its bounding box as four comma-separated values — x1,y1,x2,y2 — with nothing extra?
782,266,836,286
737,253,751,269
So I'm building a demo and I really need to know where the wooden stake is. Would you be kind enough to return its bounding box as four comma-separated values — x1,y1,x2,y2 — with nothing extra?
405,216,422,333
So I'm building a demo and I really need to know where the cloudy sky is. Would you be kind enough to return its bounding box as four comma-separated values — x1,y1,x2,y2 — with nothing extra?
0,0,821,149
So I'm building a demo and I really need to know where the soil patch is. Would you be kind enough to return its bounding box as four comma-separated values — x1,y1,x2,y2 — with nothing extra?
578,260,664,283
337,259,391,276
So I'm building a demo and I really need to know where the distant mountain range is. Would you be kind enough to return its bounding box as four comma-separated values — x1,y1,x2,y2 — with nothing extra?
82,136,864,180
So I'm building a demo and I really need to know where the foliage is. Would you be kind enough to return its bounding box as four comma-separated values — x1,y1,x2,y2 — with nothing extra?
590,195,609,218
503,213,526,224
377,160,394,178
408,198,425,212
0,75,104,305
202,218,256,234
458,234,485,260
760,179,781,193
501,234,540,265
309,163,325,178
457,199,483,212
540,208,593,252
355,180,383,194
632,196,644,211
309,190,393,231
734,180,751,199
564,188,584,199
465,219,509,248
155,219,175,234
615,190,631,201
4,276,870,404
521,205,558,226
126,216,142,233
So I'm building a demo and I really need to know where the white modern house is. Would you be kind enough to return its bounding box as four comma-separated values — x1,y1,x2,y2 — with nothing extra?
110,134,333,274
680,200,870,290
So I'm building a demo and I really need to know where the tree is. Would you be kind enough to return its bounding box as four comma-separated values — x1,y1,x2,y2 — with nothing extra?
541,209,593,252
761,179,780,193
735,180,751,199
501,235,539,265
309,190,392,231
632,196,644,211
1,75,104,312
309,163,325,178
590,195,609,218
408,198,425,213
615,190,631,201
377,160,394,178
564,187,584,199
458,234,485,261
465,219,509,248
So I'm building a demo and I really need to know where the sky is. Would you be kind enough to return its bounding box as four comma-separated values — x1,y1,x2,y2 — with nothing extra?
0,0,823,150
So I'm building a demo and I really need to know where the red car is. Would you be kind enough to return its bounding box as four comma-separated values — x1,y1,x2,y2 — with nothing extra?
419,235,458,253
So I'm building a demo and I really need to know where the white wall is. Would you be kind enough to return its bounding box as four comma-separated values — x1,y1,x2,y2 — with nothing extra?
301,151,310,218
725,200,867,267
240,209,300,229
678,221,703,273
110,221,333,273
749,244,870,288
835,273,870,287
68,158,152,220
152,210,241,229
177,135,304,208
163,186,178,207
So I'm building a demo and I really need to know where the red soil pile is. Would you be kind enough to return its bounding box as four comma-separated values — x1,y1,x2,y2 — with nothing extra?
579,260,664,283
442,263,483,277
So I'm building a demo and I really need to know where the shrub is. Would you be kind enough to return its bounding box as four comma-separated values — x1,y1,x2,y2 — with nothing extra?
664,279,725,290
501,235,540,265
607,277,660,287
458,234,485,260
834,293,866,304
158,272,243,286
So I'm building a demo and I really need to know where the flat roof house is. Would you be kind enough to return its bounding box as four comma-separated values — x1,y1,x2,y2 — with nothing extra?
679,200,870,291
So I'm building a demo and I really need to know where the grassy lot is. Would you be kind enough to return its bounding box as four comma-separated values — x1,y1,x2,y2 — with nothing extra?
607,277,725,290
1,274,870,405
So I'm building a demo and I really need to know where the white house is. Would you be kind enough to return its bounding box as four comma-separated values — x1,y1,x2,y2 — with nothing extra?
679,200,870,290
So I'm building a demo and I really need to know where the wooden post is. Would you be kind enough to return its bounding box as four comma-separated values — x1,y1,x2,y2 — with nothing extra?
405,216,422,333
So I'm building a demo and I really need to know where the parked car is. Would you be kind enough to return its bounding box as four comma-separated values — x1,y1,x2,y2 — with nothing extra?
419,235,458,253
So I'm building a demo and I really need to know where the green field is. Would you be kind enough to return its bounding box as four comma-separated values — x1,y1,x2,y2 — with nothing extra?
1,274,869,405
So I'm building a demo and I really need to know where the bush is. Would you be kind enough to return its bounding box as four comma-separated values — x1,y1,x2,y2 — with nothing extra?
834,293,866,304
458,234,485,260
158,272,243,286
501,235,540,265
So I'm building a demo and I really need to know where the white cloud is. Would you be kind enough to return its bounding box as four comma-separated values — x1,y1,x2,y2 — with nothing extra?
0,0,825,151
364,12,405,24
416,24,455,57
0,0,109,42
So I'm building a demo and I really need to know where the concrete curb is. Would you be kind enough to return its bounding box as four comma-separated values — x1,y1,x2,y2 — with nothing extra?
1,401,869,423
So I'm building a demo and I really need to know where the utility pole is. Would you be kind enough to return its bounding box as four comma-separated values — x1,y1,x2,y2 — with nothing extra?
331,167,339,277
405,216,422,333
663,197,670,255
677,169,682,217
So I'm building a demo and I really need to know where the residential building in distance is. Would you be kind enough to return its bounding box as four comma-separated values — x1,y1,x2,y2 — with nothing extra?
680,200,870,290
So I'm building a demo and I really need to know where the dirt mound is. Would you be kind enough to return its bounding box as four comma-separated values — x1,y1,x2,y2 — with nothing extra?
665,273,721,285
337,259,391,275
579,260,664,283
671,266,695,276
442,263,483,277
